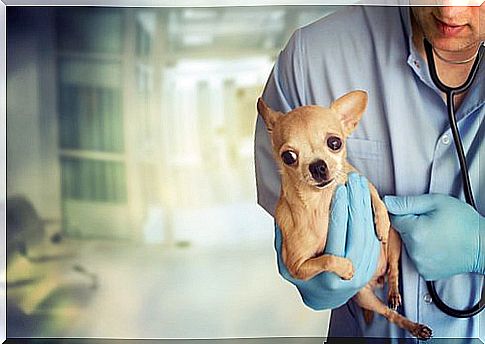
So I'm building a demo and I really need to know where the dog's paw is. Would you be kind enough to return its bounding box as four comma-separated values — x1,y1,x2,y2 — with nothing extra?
373,211,390,243
337,257,354,280
375,223,389,243
376,276,386,288
410,324,432,340
387,289,402,311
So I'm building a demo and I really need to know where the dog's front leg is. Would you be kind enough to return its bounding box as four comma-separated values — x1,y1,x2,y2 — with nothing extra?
288,254,355,281
368,183,390,244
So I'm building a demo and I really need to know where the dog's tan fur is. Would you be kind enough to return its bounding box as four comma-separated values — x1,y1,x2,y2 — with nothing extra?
258,91,432,340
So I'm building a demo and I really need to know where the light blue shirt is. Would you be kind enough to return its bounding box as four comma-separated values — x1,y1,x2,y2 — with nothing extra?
254,6,484,340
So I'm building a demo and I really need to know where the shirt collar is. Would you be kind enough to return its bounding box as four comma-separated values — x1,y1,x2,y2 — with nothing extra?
400,7,442,94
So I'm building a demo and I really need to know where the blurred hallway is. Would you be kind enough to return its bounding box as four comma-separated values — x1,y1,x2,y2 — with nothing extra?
7,209,330,338
6,5,337,339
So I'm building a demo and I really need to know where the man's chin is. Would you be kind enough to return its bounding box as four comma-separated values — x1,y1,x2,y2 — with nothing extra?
431,36,481,55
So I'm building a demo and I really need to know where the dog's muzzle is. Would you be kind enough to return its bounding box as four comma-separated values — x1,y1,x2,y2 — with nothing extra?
309,159,333,189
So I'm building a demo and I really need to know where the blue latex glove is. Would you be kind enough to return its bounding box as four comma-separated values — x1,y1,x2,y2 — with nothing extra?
384,193,485,281
274,173,380,310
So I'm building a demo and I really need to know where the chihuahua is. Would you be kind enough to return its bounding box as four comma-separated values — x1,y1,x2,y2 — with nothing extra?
257,91,432,340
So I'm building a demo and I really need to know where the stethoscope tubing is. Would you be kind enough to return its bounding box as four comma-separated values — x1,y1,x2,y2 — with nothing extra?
423,38,485,318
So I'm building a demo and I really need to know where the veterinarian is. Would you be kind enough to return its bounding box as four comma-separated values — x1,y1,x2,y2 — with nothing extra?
254,5,484,339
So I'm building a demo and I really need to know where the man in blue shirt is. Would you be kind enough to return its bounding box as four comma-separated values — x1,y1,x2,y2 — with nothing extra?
254,5,484,339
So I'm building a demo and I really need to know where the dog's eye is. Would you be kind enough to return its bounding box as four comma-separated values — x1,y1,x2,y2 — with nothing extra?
281,151,297,165
327,136,342,151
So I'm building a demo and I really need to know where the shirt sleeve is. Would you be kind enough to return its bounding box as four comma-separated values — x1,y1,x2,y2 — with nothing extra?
254,29,306,217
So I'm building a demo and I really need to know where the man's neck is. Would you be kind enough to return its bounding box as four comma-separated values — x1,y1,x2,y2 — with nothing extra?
411,15,477,110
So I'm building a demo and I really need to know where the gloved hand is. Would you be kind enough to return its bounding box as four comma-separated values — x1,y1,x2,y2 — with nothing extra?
384,193,485,281
274,173,380,310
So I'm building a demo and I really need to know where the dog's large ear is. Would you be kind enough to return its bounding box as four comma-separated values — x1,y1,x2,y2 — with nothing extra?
257,98,281,134
330,90,368,135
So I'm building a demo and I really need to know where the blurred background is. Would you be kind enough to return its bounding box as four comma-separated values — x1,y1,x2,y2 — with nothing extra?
6,5,340,338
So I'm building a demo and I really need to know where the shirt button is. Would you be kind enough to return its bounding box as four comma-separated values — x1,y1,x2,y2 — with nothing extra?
414,60,420,68
441,134,451,145
424,293,433,304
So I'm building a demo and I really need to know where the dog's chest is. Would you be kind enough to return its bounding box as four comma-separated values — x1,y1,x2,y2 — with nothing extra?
306,206,330,253
288,195,333,256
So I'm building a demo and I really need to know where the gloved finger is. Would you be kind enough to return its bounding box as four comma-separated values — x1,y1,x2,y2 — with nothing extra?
360,175,374,230
325,184,349,257
346,172,364,215
384,194,437,216
351,175,376,275
365,178,380,272
363,231,380,280
274,223,283,253
388,213,419,236
346,174,372,260
355,232,379,283
360,191,381,277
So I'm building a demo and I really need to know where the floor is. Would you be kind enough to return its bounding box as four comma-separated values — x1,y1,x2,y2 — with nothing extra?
6,237,330,339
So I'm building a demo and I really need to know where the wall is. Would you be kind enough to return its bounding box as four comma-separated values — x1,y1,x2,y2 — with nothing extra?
7,8,61,222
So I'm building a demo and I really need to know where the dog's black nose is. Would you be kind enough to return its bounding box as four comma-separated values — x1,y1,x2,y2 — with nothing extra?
309,160,328,181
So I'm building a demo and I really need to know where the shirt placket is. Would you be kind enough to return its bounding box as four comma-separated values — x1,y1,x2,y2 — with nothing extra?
419,127,454,326
404,49,446,334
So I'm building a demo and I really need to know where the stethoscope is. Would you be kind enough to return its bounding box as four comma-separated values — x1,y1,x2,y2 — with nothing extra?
423,38,485,318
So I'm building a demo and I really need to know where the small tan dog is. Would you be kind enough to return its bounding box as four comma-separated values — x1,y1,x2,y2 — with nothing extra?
257,90,432,340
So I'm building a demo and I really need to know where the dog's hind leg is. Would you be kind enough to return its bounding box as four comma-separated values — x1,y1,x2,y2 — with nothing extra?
353,287,432,340
362,308,374,325
386,227,402,310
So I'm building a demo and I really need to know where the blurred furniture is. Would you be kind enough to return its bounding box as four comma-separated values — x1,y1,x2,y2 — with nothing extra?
6,195,98,336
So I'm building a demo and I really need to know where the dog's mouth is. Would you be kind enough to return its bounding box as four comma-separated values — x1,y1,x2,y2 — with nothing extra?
315,179,334,189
